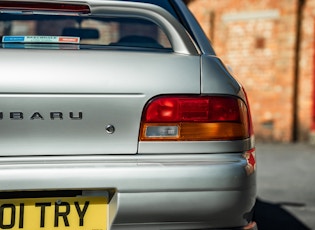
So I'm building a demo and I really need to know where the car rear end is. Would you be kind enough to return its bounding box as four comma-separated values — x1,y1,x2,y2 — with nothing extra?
0,0,257,229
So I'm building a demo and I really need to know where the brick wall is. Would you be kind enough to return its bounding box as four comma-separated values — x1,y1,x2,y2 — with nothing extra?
300,0,315,142
187,0,314,142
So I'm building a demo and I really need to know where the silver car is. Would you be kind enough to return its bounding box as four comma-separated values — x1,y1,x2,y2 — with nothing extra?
0,0,257,229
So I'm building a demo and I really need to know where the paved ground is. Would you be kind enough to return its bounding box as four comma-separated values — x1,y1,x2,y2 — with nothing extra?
254,143,315,230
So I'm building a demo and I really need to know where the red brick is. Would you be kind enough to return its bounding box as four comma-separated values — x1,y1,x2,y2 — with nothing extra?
187,0,314,142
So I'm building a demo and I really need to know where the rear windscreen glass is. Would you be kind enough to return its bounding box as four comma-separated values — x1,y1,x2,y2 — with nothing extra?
0,14,172,50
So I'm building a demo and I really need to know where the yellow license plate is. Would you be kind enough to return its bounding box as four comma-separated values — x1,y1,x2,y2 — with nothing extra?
0,196,108,230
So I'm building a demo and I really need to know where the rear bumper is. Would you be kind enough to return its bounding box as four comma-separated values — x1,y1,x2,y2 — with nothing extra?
0,153,256,229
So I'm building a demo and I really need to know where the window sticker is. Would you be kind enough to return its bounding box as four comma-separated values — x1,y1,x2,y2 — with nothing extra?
2,36,80,44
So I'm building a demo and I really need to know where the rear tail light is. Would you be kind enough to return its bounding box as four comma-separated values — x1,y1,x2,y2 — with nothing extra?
0,1,91,14
140,95,253,141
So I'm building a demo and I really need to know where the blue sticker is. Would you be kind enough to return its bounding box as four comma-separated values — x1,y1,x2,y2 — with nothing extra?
2,36,25,42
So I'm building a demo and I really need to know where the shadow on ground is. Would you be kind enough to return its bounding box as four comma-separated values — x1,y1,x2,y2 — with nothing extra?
254,198,311,230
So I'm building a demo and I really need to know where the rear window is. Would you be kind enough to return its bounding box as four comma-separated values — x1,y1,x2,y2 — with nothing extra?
0,14,172,50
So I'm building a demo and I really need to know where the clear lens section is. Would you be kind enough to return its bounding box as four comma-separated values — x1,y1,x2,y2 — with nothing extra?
145,125,179,138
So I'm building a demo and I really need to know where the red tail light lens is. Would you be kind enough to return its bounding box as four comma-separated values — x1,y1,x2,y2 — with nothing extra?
144,96,241,122
140,95,252,141
0,1,91,14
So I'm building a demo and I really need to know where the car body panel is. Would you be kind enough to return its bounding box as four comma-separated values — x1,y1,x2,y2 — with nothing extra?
171,0,216,55
0,154,254,192
201,55,242,96
0,50,199,94
138,139,253,154
0,50,200,155
0,153,256,228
